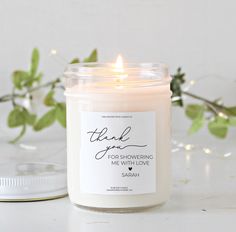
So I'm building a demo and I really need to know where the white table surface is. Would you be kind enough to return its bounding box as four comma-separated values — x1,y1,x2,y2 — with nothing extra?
0,136,236,232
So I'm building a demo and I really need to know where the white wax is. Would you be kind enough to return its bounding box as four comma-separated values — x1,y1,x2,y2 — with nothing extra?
65,84,171,210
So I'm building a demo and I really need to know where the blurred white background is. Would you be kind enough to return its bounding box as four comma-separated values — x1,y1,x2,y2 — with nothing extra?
0,0,236,137
1,0,236,89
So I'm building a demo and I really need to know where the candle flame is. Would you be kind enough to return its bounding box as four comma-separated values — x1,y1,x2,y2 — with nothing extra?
114,55,124,73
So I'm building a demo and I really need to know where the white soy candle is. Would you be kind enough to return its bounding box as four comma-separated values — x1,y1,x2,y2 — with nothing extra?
64,57,172,212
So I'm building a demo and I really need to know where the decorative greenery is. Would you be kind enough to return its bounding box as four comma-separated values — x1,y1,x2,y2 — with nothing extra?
0,48,235,143
0,48,97,143
172,68,236,138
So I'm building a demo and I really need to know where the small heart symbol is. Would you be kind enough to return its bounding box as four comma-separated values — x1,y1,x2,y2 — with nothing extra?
128,167,132,171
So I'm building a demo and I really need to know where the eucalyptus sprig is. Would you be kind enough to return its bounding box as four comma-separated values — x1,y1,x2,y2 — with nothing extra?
0,48,235,143
171,68,236,138
0,48,97,143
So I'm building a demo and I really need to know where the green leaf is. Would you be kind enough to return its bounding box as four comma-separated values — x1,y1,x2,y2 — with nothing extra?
229,117,236,126
12,71,29,90
26,113,36,126
171,67,186,107
83,49,97,62
188,115,205,134
56,103,66,128
44,90,56,106
208,116,228,138
7,107,26,128
225,106,236,116
70,58,80,64
34,108,56,131
30,48,39,77
23,109,36,126
185,104,204,119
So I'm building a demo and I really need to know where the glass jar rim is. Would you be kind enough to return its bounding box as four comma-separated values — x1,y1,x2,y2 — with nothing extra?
64,62,171,91
65,62,168,68
64,62,169,79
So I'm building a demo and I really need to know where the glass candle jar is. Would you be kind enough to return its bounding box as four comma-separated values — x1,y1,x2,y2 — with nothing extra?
64,61,172,212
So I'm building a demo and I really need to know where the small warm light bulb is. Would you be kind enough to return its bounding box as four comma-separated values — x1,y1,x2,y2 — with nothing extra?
114,55,124,73
218,112,228,119
203,147,212,154
184,144,194,151
50,49,57,55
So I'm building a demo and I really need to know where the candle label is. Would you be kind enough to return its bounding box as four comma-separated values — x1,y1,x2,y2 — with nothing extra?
80,111,156,195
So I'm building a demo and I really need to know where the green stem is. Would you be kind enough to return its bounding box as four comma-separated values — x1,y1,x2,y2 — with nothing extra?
0,78,61,103
11,88,17,107
0,94,23,102
9,124,26,144
27,78,61,94
182,91,227,112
